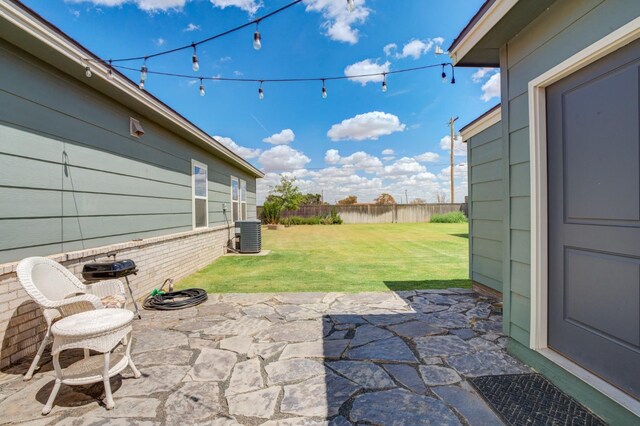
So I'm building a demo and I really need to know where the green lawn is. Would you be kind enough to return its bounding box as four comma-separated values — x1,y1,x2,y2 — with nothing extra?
176,223,470,293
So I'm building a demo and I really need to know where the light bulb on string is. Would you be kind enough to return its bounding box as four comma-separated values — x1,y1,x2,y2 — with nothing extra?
199,78,205,97
139,79,145,90
85,65,92,78
322,80,327,99
441,64,447,83
253,22,262,50
347,0,355,12
450,65,456,84
191,45,200,72
381,74,387,92
107,60,114,80
258,81,264,100
140,59,148,82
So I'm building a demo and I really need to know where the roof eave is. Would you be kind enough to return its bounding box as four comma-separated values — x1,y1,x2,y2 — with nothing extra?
0,0,264,179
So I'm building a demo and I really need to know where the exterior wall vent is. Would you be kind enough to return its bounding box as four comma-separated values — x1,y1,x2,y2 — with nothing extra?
130,118,145,138
235,220,262,253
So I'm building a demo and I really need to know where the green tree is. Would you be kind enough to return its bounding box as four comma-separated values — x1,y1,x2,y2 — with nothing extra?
301,193,323,205
271,176,304,211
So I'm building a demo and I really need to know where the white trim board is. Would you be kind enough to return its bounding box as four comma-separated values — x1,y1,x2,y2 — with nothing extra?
528,16,640,415
461,107,501,142
449,0,519,65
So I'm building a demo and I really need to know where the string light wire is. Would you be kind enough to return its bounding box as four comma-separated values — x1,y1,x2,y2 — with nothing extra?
112,62,455,86
86,0,304,65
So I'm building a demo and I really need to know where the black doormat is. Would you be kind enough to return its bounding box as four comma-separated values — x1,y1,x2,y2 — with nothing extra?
468,373,607,426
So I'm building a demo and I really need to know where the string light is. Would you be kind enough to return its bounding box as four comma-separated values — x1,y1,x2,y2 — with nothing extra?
347,0,355,12
199,78,205,96
85,65,92,78
191,45,199,72
86,0,303,67
441,64,447,83
107,60,114,80
253,22,262,50
112,62,454,94
140,59,148,82
139,79,145,90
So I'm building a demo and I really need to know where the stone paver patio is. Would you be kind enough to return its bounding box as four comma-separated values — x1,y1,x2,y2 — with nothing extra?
0,289,531,425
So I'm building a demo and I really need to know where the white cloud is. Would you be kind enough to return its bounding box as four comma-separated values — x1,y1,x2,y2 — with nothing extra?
263,129,295,145
481,72,501,102
328,111,406,141
209,0,262,15
383,43,397,56
303,0,370,44
325,149,341,165
472,67,494,83
439,135,466,157
438,162,468,180
214,136,262,159
67,0,186,11
382,156,395,162
344,59,390,85
414,152,440,163
324,150,383,172
220,56,232,62
70,9,81,18
153,37,166,46
390,37,444,60
184,23,200,32
381,149,394,155
259,145,310,173
381,157,426,178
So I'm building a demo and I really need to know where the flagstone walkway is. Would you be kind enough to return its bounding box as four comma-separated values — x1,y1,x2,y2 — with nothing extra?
0,290,530,425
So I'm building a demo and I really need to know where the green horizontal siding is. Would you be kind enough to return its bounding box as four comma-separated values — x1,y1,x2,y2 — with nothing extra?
467,121,504,294
0,39,258,264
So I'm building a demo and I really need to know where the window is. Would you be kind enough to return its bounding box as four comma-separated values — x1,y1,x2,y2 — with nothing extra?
240,179,247,220
231,177,248,222
192,160,208,228
231,176,239,222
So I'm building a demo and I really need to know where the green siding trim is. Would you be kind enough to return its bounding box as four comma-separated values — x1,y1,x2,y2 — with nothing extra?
508,339,640,425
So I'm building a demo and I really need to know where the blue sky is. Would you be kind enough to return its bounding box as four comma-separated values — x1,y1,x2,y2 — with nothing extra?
22,0,500,204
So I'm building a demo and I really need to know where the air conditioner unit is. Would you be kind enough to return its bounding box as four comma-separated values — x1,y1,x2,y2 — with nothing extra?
235,220,262,253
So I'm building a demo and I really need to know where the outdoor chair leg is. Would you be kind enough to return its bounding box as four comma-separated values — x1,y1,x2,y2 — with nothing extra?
125,332,141,379
42,353,62,415
103,351,115,410
24,328,50,381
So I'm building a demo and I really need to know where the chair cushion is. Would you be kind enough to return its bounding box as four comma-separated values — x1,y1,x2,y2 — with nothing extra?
100,294,126,309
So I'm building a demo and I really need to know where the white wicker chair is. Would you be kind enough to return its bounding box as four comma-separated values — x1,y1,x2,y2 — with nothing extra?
16,257,127,381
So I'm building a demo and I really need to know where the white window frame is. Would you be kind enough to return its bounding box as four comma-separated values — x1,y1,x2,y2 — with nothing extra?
240,179,247,220
230,175,240,223
191,160,208,229
528,17,640,415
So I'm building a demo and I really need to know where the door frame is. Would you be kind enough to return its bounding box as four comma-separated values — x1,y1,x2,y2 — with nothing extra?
528,17,640,413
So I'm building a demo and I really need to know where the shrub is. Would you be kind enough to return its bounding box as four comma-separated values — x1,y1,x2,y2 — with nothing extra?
262,200,283,225
430,211,468,223
279,212,342,226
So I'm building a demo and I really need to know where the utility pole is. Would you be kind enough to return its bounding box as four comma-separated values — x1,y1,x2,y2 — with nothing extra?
448,116,459,204
405,190,408,205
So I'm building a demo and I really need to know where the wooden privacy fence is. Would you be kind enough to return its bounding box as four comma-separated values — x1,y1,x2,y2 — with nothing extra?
257,203,468,224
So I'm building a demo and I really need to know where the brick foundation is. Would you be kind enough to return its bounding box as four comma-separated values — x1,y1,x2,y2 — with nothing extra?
0,225,231,370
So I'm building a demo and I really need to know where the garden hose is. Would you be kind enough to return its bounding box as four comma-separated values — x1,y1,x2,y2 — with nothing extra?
143,287,208,310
